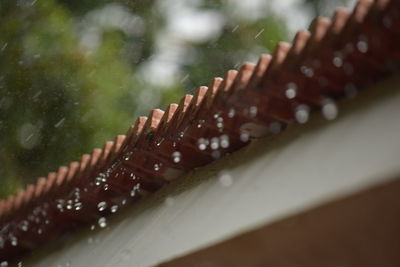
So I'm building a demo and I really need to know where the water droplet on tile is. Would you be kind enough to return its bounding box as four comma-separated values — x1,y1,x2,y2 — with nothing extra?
249,106,258,117
228,108,236,118
300,66,314,77
295,104,310,124
97,201,107,212
66,200,73,210
322,99,338,120
98,217,107,228
285,82,297,99
20,221,29,231
154,163,160,171
74,202,82,211
10,236,18,246
210,137,219,150
240,131,250,142
111,205,118,213
198,138,208,150
172,151,182,163
357,39,368,53
220,135,230,148
332,57,343,67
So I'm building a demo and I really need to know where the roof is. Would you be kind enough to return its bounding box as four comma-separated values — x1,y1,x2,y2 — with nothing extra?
0,0,399,263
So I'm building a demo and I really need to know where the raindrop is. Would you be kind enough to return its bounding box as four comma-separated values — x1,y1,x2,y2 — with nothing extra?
130,184,140,197
95,177,102,186
240,131,250,142
0,261,8,267
38,228,43,235
154,163,160,171
180,74,189,83
54,118,65,128
1,43,8,52
295,104,310,124
123,152,133,161
20,221,29,231
10,236,18,246
74,202,82,211
357,40,368,53
322,99,338,120
332,57,343,67
172,151,182,163
122,199,127,205
156,137,164,146
98,217,107,228
197,138,208,150
90,225,96,231
216,117,224,129
210,137,219,150
254,28,264,39
103,184,109,191
249,106,258,117
17,262,22,267
232,25,239,32
66,200,73,210
197,119,205,128
300,66,314,77
220,135,230,148
285,82,297,99
219,172,233,187
228,108,236,118
97,201,107,212
111,205,118,213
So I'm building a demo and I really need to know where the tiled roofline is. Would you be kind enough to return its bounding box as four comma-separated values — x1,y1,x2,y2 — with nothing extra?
0,0,399,262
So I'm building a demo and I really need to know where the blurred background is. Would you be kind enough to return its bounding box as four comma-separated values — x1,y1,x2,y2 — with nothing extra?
0,0,353,198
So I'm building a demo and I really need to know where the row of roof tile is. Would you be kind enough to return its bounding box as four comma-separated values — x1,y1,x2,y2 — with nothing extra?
0,0,399,263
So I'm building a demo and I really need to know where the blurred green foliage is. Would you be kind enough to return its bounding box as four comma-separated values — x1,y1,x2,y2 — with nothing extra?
0,0,348,198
